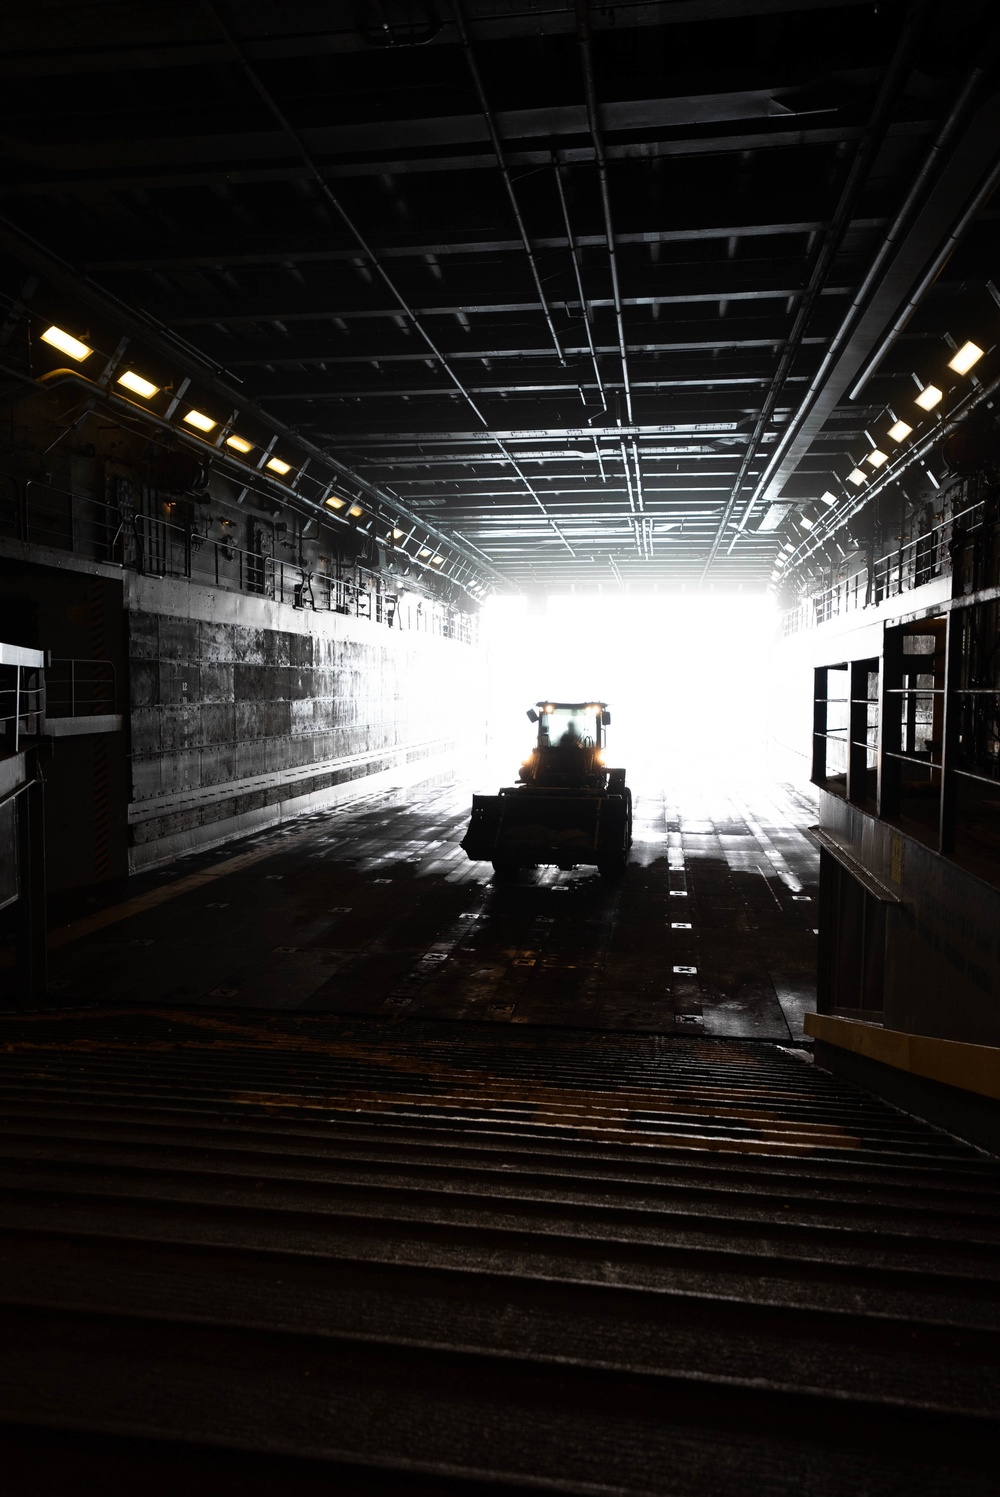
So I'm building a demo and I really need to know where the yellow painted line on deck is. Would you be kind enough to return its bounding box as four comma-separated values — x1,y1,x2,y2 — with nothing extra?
806,1012,1000,1101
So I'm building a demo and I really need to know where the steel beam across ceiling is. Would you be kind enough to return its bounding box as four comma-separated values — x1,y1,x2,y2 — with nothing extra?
2,0,999,590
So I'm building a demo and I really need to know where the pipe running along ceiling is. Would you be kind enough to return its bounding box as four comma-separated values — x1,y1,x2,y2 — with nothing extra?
1,0,999,592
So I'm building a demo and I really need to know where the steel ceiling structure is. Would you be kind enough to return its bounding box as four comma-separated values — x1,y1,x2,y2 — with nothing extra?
2,0,999,592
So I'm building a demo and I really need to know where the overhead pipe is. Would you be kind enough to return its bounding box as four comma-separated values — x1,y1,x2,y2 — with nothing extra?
847,145,1000,400
576,0,632,426
24,365,498,598
0,213,496,576
201,0,577,560
576,0,647,556
552,154,608,483
699,0,936,579
785,362,1000,572
452,0,566,369
726,30,996,553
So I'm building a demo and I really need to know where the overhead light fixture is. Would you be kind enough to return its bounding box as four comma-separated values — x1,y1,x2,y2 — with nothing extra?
847,468,866,486
324,494,346,510
799,514,815,531
226,434,253,453
887,420,912,442
41,325,92,361
774,555,786,568
266,457,292,476
392,527,404,540
866,449,889,468
915,384,942,412
419,546,432,558
948,341,984,375
819,491,837,506
183,409,216,432
348,504,364,518
756,502,793,532
432,555,444,565
117,370,159,399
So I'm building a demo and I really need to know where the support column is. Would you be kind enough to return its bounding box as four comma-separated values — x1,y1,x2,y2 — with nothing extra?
938,609,961,855
14,750,47,1007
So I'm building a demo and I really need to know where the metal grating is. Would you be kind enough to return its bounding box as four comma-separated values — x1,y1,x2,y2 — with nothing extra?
0,1010,998,1493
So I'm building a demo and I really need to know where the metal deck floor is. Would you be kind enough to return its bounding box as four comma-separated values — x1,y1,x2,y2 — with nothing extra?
7,777,820,1037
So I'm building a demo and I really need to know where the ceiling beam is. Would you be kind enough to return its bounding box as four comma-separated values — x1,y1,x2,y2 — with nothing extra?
87,220,889,272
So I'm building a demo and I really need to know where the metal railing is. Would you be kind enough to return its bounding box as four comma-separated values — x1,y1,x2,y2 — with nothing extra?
0,476,478,646
0,642,47,754
783,499,987,636
1,646,123,751
45,658,117,718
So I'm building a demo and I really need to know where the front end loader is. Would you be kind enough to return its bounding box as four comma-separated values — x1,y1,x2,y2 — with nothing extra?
461,701,632,880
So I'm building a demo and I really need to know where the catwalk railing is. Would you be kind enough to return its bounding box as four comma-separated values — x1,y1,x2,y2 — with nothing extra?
0,475,477,645
0,642,46,755
781,497,990,637
1,648,119,750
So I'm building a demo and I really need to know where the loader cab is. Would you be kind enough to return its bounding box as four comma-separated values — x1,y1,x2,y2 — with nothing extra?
521,702,612,788
532,702,609,753
462,698,630,879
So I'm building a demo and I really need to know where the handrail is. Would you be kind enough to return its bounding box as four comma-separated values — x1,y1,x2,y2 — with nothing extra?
2,646,125,754
0,642,45,669
1,474,478,645
45,657,118,717
782,496,988,636
0,640,46,754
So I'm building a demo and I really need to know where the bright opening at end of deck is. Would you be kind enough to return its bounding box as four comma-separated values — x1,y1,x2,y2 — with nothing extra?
479,593,780,792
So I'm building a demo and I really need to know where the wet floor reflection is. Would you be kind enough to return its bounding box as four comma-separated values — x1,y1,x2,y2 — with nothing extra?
35,774,820,1039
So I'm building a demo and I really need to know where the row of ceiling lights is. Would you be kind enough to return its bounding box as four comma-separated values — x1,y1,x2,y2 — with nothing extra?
39,324,477,588
771,336,987,582
42,325,294,474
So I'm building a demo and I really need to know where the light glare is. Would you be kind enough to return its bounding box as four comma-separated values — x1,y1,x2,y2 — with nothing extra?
117,371,158,399
41,325,91,361
183,409,216,432
948,341,983,375
480,594,778,790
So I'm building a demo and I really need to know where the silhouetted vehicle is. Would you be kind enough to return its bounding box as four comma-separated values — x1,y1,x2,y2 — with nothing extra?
462,701,632,880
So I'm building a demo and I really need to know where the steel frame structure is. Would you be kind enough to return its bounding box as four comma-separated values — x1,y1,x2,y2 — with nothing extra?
2,0,999,592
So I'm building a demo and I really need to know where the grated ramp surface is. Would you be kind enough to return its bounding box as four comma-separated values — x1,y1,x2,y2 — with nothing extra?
1,1010,999,1494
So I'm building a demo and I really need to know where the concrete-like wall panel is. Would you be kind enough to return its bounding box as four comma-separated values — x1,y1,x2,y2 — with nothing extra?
124,572,482,869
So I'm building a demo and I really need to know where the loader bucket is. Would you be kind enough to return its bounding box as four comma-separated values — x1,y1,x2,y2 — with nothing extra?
461,789,626,867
